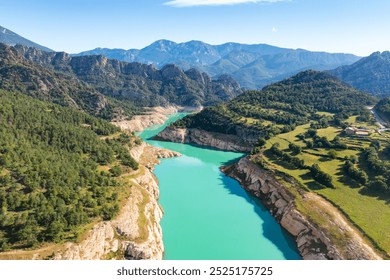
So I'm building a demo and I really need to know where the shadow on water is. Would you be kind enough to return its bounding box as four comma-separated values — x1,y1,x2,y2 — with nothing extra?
218,173,302,260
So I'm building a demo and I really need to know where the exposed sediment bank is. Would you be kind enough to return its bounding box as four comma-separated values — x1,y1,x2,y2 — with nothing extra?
222,157,382,260
112,106,201,133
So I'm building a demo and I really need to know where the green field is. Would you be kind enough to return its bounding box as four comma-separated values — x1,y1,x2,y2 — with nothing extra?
263,119,390,256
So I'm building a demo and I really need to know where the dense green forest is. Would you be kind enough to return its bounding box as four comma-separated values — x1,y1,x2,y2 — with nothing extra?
375,97,390,121
0,90,139,251
175,71,376,139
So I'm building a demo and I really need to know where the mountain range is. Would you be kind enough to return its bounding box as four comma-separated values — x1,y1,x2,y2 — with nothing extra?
2,25,390,99
330,51,390,97
76,40,360,89
0,25,52,52
0,43,241,119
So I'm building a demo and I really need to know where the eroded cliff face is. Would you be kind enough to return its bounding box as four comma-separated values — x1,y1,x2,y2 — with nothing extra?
223,157,381,260
53,143,181,260
112,106,201,133
157,126,252,152
112,106,179,132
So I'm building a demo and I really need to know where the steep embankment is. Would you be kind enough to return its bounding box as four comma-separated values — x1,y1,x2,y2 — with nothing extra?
223,157,381,260
157,126,253,152
53,143,181,260
0,142,180,260
113,106,201,133
51,110,184,260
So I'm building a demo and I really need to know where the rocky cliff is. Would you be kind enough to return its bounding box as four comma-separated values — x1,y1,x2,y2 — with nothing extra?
0,43,135,120
11,44,243,108
112,106,201,132
53,143,181,260
223,157,381,260
157,126,252,152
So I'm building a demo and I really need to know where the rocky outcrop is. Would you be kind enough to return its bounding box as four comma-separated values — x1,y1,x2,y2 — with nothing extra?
113,106,178,132
223,157,382,260
157,126,252,152
112,105,202,132
53,144,181,260
9,44,243,108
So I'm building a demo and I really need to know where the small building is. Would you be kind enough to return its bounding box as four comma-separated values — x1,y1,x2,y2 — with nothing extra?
345,126,370,137
345,127,356,135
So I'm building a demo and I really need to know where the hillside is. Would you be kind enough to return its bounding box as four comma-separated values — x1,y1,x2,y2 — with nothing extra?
11,44,242,107
0,25,52,52
375,97,390,122
76,40,360,89
0,90,139,251
174,70,376,141
0,43,140,120
330,51,390,97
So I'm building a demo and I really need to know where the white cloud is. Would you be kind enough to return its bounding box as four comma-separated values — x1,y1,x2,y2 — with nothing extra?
272,27,278,32
164,0,285,8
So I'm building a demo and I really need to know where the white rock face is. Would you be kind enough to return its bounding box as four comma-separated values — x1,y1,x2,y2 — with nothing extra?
224,157,382,260
112,106,201,133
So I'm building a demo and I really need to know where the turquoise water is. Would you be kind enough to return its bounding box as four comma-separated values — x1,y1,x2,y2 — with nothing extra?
139,113,301,260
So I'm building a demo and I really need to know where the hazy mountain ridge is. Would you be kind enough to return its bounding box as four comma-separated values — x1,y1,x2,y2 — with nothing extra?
330,51,390,97
76,40,360,89
0,25,52,52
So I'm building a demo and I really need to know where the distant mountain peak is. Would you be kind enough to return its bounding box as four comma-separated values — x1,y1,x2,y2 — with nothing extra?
330,51,390,97
143,39,177,51
76,39,360,89
0,25,52,52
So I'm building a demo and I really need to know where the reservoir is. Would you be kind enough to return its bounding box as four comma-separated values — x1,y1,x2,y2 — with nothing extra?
139,113,301,260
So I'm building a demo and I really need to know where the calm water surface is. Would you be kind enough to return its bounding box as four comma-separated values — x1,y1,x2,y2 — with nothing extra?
139,113,301,260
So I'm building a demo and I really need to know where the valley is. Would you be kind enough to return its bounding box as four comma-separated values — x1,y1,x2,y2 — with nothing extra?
1,22,390,261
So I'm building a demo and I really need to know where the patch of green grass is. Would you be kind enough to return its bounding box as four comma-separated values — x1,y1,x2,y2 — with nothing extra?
263,123,390,256
316,127,341,140
316,111,335,117
266,124,310,150
135,185,151,244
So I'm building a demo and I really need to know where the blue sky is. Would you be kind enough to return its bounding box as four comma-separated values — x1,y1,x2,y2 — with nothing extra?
0,0,389,55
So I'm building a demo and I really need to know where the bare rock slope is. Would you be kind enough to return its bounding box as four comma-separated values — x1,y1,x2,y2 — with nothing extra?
157,126,252,152
223,157,381,260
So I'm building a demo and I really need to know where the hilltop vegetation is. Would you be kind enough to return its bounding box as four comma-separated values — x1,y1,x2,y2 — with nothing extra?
176,70,376,139
375,97,390,121
0,90,139,251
